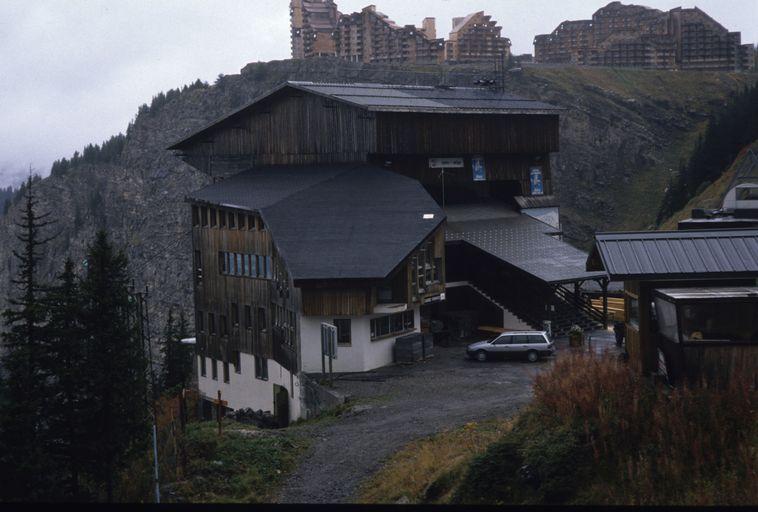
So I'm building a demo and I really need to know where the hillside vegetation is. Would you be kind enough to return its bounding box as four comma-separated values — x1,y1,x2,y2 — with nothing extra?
0,58,754,327
660,139,758,230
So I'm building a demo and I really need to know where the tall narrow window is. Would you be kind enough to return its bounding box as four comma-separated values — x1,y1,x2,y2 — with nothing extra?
256,255,263,278
210,208,217,227
255,356,268,381
223,362,230,383
236,254,243,277
247,215,256,231
194,250,203,284
244,305,252,330
218,252,226,275
211,358,218,380
220,209,227,228
208,313,216,335
231,303,239,327
257,307,267,334
200,355,206,377
238,212,246,230
334,318,352,346
232,351,241,374
200,207,208,227
197,310,204,333
228,211,236,229
220,315,228,337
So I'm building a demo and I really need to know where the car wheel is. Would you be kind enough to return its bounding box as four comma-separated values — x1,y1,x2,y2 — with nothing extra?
526,350,539,363
476,350,488,362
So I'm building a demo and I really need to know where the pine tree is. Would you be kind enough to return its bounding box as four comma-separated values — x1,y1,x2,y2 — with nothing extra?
161,309,192,392
42,259,89,500
79,231,149,501
0,175,55,501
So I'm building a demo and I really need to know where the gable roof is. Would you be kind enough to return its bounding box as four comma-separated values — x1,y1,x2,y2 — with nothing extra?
587,229,758,280
168,81,562,150
188,164,445,282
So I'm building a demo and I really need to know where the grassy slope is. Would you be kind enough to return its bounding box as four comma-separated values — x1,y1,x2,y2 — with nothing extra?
660,139,758,230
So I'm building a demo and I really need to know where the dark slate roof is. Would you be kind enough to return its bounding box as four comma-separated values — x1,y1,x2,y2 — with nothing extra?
588,229,758,280
168,81,561,150
188,164,445,281
446,214,606,284
289,82,563,114
514,195,560,210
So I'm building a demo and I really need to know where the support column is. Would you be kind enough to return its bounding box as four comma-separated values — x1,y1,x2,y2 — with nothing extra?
601,278,609,329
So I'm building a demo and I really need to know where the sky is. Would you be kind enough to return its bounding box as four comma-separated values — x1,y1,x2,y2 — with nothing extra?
0,0,756,188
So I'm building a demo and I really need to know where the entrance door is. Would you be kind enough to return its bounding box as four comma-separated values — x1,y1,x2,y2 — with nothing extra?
273,385,290,428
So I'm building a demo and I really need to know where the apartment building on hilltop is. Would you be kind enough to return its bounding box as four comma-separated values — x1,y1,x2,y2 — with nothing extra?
534,1,753,71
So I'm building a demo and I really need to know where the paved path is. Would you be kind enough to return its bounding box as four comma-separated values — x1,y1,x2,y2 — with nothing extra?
278,331,620,504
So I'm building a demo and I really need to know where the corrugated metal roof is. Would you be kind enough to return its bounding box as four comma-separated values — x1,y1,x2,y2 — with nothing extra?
446,215,606,284
188,164,445,282
588,230,758,280
655,287,758,301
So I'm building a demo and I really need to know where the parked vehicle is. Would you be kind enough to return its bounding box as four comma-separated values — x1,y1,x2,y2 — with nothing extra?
466,331,555,363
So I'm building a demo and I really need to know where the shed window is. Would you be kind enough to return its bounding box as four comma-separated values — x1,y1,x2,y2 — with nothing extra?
370,310,414,340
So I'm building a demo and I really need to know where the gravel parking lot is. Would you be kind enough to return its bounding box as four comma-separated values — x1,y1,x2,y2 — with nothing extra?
278,331,621,504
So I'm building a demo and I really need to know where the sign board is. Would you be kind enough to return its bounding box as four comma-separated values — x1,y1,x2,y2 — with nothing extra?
320,323,338,360
530,167,544,196
429,157,464,169
472,156,486,182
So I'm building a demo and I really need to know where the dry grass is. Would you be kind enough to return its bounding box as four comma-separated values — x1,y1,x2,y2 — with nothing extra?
357,419,513,504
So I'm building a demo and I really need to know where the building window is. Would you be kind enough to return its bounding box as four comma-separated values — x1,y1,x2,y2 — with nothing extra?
210,208,217,227
223,362,230,383
208,313,216,335
211,358,218,380
334,318,352,346
255,356,268,381
220,315,228,337
200,207,208,227
200,355,206,377
232,351,241,374
257,307,267,334
244,305,253,330
192,206,200,227
238,212,246,230
220,208,227,228
218,251,273,280
247,215,256,231
231,303,239,327
370,310,415,341
197,310,204,333
194,250,203,284
228,211,236,229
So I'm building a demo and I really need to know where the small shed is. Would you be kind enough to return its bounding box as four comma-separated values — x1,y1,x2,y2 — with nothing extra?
587,229,758,381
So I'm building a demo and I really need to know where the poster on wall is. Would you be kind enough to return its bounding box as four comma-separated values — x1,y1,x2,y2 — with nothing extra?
530,167,544,196
472,156,486,182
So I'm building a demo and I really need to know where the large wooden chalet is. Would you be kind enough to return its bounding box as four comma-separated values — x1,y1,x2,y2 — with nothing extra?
170,81,605,423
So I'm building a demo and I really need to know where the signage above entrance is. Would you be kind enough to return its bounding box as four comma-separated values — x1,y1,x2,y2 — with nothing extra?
429,157,464,169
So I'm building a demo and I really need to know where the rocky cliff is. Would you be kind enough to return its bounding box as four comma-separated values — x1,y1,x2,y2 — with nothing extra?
0,58,755,329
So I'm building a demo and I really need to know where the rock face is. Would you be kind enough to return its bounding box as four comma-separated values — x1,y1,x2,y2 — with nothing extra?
0,58,754,330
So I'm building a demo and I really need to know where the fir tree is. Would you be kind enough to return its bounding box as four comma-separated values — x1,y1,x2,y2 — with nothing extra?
0,175,55,501
160,309,193,392
42,259,89,500
79,231,149,501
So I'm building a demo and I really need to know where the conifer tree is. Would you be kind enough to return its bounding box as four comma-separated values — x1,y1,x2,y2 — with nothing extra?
43,258,88,500
79,231,149,501
160,309,192,392
0,175,55,501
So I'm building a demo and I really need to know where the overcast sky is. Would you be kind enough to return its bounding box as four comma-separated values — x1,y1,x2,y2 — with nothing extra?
1,0,756,187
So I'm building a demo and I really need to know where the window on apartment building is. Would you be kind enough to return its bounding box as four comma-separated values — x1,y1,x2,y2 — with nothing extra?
238,212,246,230
244,305,253,330
194,250,203,284
211,358,218,380
257,307,267,334
266,256,273,279
210,208,217,227
200,207,208,227
370,310,415,341
218,252,226,275
334,319,352,346
208,313,216,335
192,206,200,227
236,254,243,277
228,211,236,229
232,351,241,374
200,355,206,377
219,208,227,228
231,303,239,327
255,356,268,381
223,361,230,383
220,315,228,337
247,215,256,231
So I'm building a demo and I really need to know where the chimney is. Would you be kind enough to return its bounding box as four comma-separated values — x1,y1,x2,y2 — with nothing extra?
422,17,437,39
453,17,465,30
364,4,376,13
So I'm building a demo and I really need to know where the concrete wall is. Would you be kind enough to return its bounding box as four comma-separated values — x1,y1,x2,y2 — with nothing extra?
300,306,421,373
197,352,303,420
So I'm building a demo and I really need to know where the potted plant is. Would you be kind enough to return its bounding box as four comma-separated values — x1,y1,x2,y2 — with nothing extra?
569,325,584,347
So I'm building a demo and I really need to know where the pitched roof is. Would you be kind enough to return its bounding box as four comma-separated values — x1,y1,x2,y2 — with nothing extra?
167,81,561,150
446,213,606,284
587,229,758,280
188,164,445,282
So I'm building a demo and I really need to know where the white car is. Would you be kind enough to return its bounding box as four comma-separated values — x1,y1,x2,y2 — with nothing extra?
466,331,555,363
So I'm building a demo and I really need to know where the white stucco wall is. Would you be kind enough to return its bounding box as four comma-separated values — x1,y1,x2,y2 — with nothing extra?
197,353,303,420
300,306,421,373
